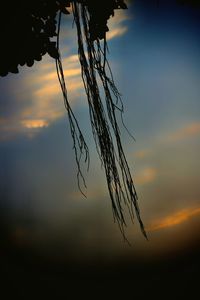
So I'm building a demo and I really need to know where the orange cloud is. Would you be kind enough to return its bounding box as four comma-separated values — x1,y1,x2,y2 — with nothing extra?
34,82,60,99
15,56,83,136
42,68,81,82
21,119,49,129
135,167,157,185
67,54,79,63
168,122,200,142
0,54,84,141
32,54,83,104
148,207,200,232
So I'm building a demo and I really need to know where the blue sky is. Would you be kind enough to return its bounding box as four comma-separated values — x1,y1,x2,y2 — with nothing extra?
0,1,200,264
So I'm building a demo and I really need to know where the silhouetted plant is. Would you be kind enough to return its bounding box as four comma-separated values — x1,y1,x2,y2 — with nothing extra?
0,1,147,240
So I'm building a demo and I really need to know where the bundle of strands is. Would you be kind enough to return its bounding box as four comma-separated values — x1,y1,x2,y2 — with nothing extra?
56,1,147,240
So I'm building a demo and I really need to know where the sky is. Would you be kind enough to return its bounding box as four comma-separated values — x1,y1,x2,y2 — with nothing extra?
1,0,200,297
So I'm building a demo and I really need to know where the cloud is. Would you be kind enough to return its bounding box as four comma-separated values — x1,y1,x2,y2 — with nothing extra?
134,167,157,185
106,6,130,40
34,82,60,99
107,26,128,40
167,122,200,142
0,53,84,140
134,149,151,159
21,119,49,129
0,116,50,141
30,54,83,110
148,207,200,232
67,54,79,63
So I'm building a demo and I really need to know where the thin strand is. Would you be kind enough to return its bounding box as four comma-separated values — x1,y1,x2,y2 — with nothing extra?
56,10,89,196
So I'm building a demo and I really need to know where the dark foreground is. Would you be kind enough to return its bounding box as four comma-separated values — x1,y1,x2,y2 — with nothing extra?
1,238,200,300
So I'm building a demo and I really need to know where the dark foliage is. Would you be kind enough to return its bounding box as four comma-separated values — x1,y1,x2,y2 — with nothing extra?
0,0,127,76
0,0,199,74
0,1,70,76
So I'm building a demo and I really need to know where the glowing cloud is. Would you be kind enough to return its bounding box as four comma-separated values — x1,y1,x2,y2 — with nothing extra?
135,167,157,185
106,6,130,40
34,82,60,99
107,26,128,40
148,207,200,232
21,119,49,129
167,122,200,142
0,53,84,141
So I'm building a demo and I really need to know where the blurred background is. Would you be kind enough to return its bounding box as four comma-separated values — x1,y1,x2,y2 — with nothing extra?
0,0,200,298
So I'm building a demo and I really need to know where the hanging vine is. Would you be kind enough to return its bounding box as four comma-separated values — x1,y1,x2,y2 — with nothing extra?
56,1,147,239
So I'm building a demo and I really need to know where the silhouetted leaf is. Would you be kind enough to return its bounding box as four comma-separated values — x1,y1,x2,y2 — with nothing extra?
47,42,59,59
118,1,128,9
26,60,34,67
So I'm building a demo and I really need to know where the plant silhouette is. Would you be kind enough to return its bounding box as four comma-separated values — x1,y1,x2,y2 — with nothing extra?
0,1,148,240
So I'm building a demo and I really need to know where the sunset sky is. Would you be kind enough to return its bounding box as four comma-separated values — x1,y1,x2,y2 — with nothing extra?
1,1,200,294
